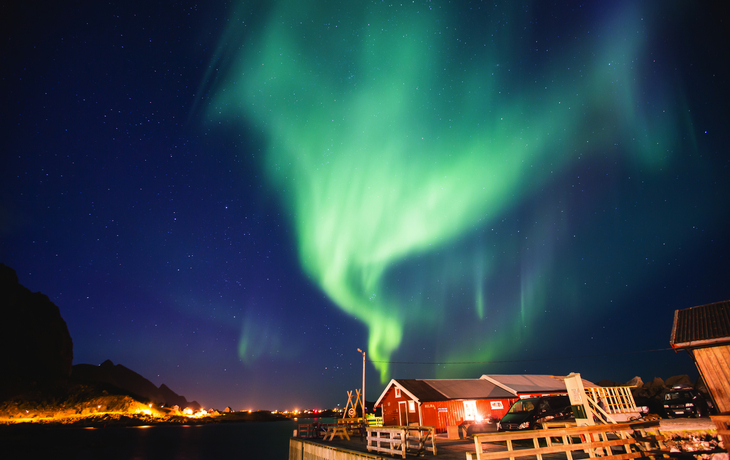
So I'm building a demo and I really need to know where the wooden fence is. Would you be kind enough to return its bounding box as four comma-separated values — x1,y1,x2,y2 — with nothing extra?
466,420,668,460
289,438,381,460
366,426,437,459
296,417,384,439
296,422,336,439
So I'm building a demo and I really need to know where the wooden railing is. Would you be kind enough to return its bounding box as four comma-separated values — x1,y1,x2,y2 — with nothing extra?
296,417,384,438
366,426,437,459
466,420,667,460
295,422,336,438
368,416,384,426
338,416,383,427
585,386,642,421
540,421,577,429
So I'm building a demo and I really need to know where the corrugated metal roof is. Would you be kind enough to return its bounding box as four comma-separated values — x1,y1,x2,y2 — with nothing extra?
423,379,514,400
394,379,513,402
396,379,448,402
670,300,730,349
480,374,596,393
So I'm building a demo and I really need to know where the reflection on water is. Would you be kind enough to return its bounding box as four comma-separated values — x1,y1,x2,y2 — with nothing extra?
0,418,333,459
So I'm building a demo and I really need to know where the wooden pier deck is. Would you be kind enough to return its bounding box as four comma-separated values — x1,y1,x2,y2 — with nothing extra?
291,434,478,460
289,418,717,460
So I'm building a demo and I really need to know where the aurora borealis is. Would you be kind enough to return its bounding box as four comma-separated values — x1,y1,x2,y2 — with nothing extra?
205,1,691,381
2,1,729,410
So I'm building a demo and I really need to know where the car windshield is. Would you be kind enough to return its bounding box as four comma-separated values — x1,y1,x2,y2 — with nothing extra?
665,391,692,401
507,399,537,414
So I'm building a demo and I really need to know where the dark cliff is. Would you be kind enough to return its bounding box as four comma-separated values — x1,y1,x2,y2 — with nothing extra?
0,263,73,400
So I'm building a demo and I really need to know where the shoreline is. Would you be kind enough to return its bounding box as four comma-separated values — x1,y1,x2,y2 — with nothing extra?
0,411,293,428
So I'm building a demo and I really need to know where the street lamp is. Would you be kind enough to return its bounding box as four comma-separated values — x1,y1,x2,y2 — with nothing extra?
357,348,366,420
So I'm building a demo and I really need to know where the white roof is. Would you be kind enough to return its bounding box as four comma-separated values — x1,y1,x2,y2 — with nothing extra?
480,374,597,395
374,378,514,407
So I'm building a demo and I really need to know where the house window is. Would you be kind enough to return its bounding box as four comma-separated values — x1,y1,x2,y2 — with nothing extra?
463,400,477,421
395,388,401,398
408,401,416,412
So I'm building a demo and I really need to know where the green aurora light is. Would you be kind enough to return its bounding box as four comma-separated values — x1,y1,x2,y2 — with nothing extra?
205,1,684,381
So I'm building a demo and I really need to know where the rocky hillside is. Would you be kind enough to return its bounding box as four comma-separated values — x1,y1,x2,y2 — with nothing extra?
0,392,158,420
72,360,200,410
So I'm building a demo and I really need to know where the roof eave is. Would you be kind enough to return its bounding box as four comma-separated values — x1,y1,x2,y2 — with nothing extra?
374,379,425,408
479,375,519,396
671,337,730,350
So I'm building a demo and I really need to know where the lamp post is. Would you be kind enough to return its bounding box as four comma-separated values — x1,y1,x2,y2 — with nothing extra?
357,348,366,420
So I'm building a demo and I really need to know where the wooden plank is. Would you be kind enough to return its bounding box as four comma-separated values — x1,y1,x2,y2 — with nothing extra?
366,426,406,458
472,422,648,444
471,420,666,460
695,346,730,413
709,346,730,410
532,437,542,460
477,437,636,460
696,348,724,398
598,452,669,460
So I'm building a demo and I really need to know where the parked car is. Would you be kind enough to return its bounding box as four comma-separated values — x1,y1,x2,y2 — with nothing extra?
497,396,573,431
459,416,499,436
663,388,712,418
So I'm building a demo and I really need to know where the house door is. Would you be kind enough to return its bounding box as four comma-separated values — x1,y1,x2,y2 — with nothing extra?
398,401,409,426
437,409,448,432
463,400,477,421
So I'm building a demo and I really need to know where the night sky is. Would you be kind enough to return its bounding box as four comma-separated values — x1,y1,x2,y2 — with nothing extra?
2,1,729,411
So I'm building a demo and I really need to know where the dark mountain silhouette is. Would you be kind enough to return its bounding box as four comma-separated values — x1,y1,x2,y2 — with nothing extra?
73,360,200,410
0,263,73,400
0,263,199,411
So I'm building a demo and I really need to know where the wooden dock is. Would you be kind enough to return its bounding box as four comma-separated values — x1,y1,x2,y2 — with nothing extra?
289,419,719,460
290,434,476,460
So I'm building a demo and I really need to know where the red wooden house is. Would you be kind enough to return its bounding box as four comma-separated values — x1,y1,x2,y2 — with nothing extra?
374,379,515,432
375,375,595,433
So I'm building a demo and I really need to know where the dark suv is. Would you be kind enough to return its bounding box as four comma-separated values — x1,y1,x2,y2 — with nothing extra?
663,388,711,418
497,396,573,431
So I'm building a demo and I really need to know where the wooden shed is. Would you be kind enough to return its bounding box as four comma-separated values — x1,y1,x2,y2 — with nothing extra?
374,379,516,433
670,299,730,444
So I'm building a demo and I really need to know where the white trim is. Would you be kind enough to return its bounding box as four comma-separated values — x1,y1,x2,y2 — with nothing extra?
374,379,421,408
398,401,408,426
480,375,519,396
374,379,396,408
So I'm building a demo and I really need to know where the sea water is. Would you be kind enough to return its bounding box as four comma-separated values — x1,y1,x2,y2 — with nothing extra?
1,417,333,459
